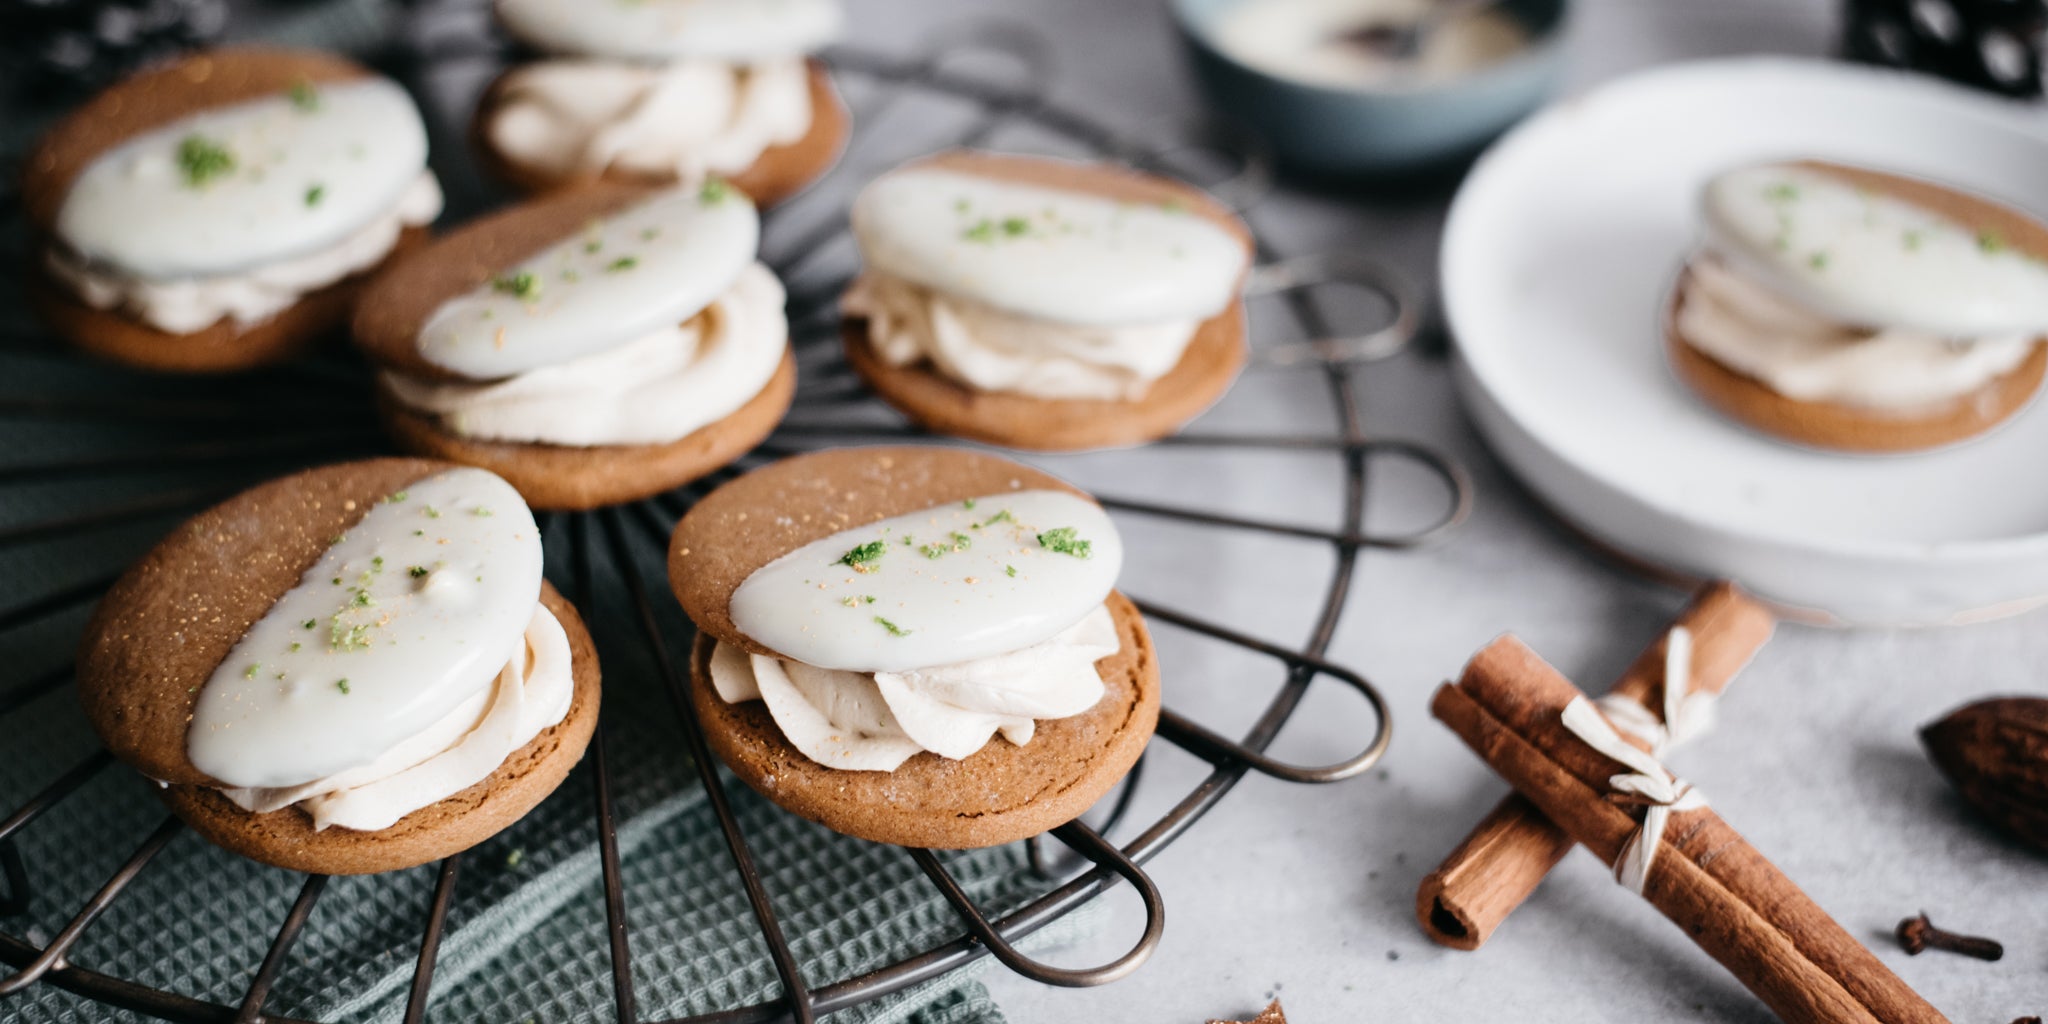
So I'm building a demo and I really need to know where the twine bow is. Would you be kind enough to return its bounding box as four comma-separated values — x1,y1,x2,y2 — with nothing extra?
1561,694,1709,895
1595,625,1717,756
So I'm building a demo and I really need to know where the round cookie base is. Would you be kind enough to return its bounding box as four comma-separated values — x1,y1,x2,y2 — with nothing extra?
1664,286,2048,453
376,347,797,510
472,58,848,208
156,582,602,875
841,304,1249,451
688,591,1161,849
28,227,428,375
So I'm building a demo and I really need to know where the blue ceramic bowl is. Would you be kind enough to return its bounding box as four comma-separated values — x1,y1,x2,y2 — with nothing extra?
1173,0,1569,177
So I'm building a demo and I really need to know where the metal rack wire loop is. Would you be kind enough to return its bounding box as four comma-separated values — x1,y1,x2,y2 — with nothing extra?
1248,252,1422,366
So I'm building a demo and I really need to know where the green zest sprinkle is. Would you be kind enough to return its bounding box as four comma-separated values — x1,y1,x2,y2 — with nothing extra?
1808,250,1829,271
874,615,911,637
1005,564,1018,578
176,135,235,187
864,595,877,604
1904,230,1924,252
244,664,259,679
473,507,493,517
409,565,429,578
584,239,603,254
1978,230,2007,254
506,849,525,868
304,184,324,207
980,509,1014,528
1037,526,1092,559
337,679,351,694
424,505,442,519
288,79,320,112
836,541,886,572
953,198,971,213
606,256,639,272
963,498,977,510
385,490,408,503
289,642,301,652
921,532,973,558
302,619,317,630
1764,182,1798,202
699,177,733,205
492,272,542,301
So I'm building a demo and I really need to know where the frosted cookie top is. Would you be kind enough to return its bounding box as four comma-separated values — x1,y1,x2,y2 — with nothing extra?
850,164,1251,328
1703,162,2048,337
187,468,543,789
55,77,430,279
496,0,842,62
417,183,759,378
728,490,1123,673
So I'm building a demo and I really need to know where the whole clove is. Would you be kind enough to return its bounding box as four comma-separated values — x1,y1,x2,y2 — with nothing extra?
1894,912,2004,962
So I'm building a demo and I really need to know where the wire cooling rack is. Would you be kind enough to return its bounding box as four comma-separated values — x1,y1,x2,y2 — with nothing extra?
0,13,1473,1024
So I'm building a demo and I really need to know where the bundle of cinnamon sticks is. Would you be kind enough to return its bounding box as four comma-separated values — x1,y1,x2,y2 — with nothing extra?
1424,582,1949,1024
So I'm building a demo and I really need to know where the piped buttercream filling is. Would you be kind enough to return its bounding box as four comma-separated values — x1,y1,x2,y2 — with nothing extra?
218,603,574,832
488,57,812,183
844,271,1200,401
382,261,788,446
45,172,443,335
1676,251,2039,411
708,603,1119,772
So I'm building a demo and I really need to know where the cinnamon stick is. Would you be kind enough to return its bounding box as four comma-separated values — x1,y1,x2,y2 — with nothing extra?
1417,582,1774,949
1432,636,1946,1024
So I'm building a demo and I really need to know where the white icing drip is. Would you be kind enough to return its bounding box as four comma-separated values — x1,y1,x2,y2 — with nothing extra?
45,172,441,335
844,272,1199,400
728,490,1122,673
55,78,432,280
707,604,1118,772
417,186,758,379
496,0,841,61
1703,163,2048,336
850,166,1249,327
383,262,787,445
1677,253,2037,410
488,58,812,184
188,468,543,789
219,603,574,832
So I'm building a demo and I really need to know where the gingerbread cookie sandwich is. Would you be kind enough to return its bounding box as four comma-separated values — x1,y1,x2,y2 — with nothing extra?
477,0,848,205
356,181,795,510
1668,160,2048,452
842,151,1255,450
77,459,599,874
668,446,1159,849
24,47,442,373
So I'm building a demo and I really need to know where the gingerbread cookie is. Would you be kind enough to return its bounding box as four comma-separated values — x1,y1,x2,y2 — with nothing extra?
78,458,599,874
355,181,795,510
474,0,848,206
24,47,442,373
668,446,1160,848
841,150,1254,450
1667,160,2048,452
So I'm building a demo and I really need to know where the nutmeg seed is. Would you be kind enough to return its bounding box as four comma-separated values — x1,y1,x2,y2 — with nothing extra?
1920,697,2048,856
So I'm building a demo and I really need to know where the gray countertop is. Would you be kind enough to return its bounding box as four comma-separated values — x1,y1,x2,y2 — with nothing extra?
828,1,2046,1020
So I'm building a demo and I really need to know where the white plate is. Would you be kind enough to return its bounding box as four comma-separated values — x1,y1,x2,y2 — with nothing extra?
1443,57,2048,627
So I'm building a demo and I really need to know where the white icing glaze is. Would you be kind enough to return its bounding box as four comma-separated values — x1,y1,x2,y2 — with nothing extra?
55,78,432,280
1703,163,2048,336
45,173,442,335
487,57,812,183
417,186,758,379
844,272,1199,400
188,468,543,789
850,166,1249,328
1677,254,2038,410
708,603,1117,771
383,262,787,445
219,603,574,831
496,0,841,61
1210,0,1531,89
728,490,1121,673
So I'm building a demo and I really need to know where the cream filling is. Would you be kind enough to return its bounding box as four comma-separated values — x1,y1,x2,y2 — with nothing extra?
844,272,1199,401
707,604,1120,772
218,604,574,833
45,172,443,336
1677,252,2039,410
382,261,787,446
488,56,812,183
